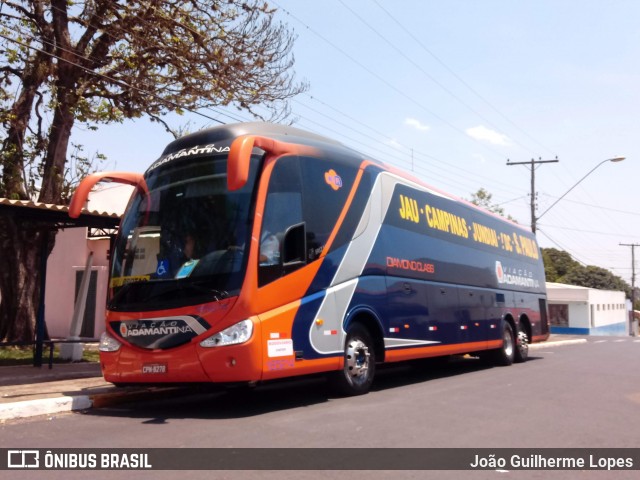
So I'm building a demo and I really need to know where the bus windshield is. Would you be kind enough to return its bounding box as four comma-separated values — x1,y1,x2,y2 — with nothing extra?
108,154,259,311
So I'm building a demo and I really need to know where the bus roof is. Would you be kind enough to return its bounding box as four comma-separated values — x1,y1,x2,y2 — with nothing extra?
159,122,533,235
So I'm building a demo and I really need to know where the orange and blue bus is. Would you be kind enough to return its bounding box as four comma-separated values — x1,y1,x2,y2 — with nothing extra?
70,122,549,395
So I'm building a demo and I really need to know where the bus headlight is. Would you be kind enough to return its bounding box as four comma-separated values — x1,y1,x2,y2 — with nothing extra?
200,319,254,348
99,331,122,352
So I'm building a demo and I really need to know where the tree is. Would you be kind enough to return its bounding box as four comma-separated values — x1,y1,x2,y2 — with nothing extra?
541,248,578,282
541,248,631,297
468,188,516,222
561,265,630,296
0,0,307,342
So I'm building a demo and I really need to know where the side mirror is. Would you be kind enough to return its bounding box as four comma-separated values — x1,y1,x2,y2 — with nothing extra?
282,222,307,268
69,171,148,218
227,135,321,191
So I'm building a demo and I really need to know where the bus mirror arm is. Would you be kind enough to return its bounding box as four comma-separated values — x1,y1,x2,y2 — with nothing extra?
228,135,320,191
69,171,148,218
282,222,307,268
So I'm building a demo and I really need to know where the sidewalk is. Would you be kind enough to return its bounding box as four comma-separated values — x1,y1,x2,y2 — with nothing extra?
0,335,587,422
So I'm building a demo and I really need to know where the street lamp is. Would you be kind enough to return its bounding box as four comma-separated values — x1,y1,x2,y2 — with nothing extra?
536,156,626,222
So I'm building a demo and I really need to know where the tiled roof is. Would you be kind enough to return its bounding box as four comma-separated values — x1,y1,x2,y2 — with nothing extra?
0,197,120,218
0,197,120,229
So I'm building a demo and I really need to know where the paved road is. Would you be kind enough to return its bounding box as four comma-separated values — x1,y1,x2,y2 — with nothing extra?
1,337,639,479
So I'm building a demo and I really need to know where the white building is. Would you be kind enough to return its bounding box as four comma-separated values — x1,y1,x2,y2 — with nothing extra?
546,282,628,336
44,184,132,339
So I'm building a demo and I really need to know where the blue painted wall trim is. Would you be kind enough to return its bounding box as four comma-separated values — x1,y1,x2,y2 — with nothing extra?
551,322,627,336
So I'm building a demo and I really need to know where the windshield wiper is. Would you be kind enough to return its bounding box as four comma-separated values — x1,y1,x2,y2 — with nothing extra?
187,281,230,301
109,279,230,310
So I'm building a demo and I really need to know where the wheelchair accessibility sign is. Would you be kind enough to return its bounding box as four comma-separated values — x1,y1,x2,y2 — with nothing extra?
156,259,169,278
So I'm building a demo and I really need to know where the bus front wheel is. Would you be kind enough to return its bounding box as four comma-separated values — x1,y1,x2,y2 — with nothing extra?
330,324,376,396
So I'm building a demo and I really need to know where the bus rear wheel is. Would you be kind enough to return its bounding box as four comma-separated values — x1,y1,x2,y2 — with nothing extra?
514,323,529,363
330,324,376,396
490,321,515,366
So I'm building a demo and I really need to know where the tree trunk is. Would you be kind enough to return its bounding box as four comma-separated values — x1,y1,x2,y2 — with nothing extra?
0,218,53,343
0,49,51,200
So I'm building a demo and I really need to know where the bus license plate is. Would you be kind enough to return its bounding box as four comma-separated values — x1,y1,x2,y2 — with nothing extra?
142,363,167,374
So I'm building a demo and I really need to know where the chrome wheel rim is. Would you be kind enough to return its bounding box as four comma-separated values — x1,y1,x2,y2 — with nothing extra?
517,329,529,356
503,328,514,357
345,338,370,383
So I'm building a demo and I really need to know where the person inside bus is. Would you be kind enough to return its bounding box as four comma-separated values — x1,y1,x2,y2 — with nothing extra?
259,230,280,266
156,227,200,279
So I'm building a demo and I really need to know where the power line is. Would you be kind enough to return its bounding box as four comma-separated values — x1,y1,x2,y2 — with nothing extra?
0,30,228,126
337,0,538,155
272,0,512,159
536,229,587,266
506,157,559,232
370,0,557,157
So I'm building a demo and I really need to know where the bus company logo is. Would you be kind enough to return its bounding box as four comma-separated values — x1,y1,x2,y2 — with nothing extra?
118,320,194,338
149,143,230,170
495,261,505,282
495,261,540,288
324,169,343,190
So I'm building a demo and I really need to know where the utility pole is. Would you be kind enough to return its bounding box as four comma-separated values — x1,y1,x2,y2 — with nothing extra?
620,243,639,336
506,157,559,233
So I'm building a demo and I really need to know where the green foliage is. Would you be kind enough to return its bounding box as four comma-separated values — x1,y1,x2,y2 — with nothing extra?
541,248,631,297
0,346,100,366
541,248,578,282
0,0,306,342
1,0,306,203
468,188,517,222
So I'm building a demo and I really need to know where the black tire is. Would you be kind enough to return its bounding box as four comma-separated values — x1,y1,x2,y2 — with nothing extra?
514,322,529,363
330,324,376,396
491,321,515,366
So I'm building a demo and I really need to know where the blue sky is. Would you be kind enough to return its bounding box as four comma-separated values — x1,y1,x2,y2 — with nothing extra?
74,0,640,283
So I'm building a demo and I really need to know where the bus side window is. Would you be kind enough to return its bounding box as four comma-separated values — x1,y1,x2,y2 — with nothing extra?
300,156,359,261
259,156,303,286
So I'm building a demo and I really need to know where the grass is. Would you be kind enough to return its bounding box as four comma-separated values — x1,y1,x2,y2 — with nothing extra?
0,345,100,366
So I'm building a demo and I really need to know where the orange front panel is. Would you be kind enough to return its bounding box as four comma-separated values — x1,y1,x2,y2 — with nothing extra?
259,300,340,381
197,318,263,383
102,343,209,384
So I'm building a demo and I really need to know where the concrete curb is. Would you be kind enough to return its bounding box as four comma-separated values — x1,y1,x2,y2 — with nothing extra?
0,387,187,422
530,338,588,349
0,395,92,422
0,338,589,422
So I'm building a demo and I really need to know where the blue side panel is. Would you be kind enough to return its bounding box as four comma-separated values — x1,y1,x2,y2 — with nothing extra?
306,243,349,295
382,183,546,294
344,276,387,331
290,289,326,359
